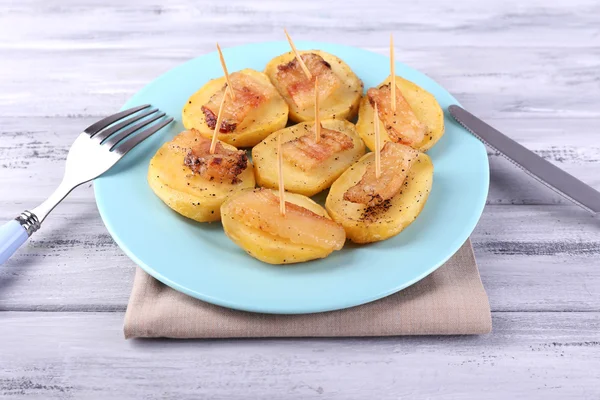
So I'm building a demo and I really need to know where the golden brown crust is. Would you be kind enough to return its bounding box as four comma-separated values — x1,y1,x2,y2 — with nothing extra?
343,142,419,206
181,132,248,184
367,83,427,147
282,127,354,171
275,53,340,108
201,72,271,133
201,105,236,133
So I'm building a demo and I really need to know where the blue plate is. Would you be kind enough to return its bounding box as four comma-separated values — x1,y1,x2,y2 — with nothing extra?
94,41,489,314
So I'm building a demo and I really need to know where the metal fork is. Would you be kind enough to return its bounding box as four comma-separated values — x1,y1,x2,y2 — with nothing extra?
0,105,173,264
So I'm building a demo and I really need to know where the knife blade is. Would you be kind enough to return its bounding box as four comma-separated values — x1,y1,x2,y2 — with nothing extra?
449,105,600,215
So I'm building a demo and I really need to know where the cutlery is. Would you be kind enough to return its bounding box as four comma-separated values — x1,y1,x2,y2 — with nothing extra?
0,105,173,264
449,105,600,215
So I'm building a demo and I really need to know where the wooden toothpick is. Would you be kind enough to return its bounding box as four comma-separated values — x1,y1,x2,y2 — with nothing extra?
374,102,381,179
390,33,396,112
216,43,235,100
277,134,286,215
284,28,312,80
209,93,227,154
314,76,321,143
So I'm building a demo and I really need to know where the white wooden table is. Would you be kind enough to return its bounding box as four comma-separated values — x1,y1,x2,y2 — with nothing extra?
1,0,599,398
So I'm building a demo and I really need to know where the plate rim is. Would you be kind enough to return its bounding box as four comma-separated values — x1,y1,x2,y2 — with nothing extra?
94,40,490,314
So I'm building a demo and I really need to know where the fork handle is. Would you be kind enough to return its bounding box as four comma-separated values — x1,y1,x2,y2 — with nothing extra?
0,212,40,265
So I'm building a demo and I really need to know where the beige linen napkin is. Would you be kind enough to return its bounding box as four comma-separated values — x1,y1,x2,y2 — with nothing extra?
124,240,491,338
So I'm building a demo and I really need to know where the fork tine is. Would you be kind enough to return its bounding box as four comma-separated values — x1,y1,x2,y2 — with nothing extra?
104,112,166,149
114,117,174,155
84,104,151,136
93,108,159,143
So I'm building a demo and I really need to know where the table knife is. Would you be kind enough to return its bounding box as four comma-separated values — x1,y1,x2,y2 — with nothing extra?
449,105,600,215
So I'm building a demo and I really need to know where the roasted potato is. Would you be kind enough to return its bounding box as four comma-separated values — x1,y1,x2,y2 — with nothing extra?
325,144,433,243
252,119,366,196
356,75,444,152
182,68,288,148
221,188,346,264
264,50,363,122
148,129,255,222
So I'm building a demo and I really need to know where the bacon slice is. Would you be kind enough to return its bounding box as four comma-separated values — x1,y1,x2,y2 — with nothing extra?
282,127,354,171
176,131,248,184
228,189,345,250
202,72,271,133
276,53,340,109
367,83,427,147
344,142,419,207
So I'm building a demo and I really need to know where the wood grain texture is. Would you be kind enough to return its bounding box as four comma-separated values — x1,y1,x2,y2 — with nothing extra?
1,204,599,312
0,0,598,120
3,117,600,205
1,0,600,397
0,312,599,400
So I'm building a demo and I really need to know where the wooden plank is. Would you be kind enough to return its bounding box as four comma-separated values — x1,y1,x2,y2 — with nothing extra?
475,206,600,312
0,311,598,399
0,47,597,121
2,116,600,205
0,0,598,119
1,0,598,49
1,0,598,397
0,204,599,312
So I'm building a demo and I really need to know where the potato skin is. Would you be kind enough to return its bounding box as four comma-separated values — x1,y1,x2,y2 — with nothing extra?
182,68,289,148
221,189,342,264
325,151,433,243
148,134,255,222
356,76,445,152
264,50,363,122
252,119,366,197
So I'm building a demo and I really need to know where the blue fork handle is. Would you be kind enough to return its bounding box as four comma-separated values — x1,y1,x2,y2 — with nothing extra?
0,220,29,264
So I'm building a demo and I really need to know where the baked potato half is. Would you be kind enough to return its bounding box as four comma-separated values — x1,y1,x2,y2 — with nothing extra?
252,119,366,197
325,143,433,243
356,75,444,152
148,129,255,222
221,188,346,264
182,68,288,148
264,50,363,122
